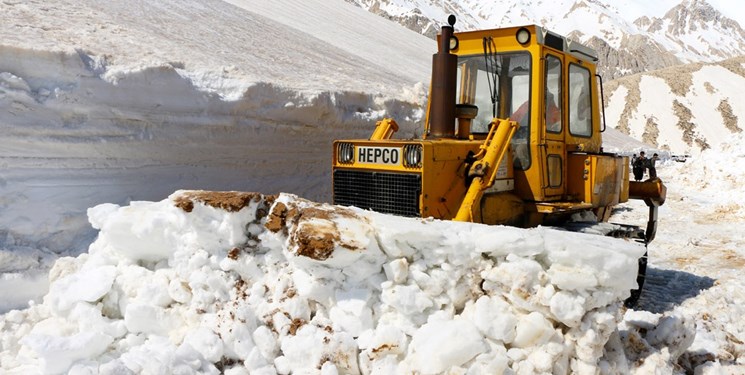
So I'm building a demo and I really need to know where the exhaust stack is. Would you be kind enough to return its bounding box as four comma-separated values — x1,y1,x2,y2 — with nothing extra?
428,16,457,139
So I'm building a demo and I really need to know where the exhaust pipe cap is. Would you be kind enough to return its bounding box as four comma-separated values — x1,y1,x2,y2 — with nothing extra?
448,15,456,26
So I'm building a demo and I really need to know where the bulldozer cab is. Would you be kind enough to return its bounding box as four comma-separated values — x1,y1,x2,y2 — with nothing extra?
434,25,604,203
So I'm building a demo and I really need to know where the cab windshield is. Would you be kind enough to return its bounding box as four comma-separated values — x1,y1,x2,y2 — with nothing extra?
455,51,531,168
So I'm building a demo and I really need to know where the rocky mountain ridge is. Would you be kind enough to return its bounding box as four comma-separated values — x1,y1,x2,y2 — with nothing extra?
603,55,745,154
345,0,745,79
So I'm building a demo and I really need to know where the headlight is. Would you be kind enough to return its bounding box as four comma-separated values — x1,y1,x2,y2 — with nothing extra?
337,142,354,164
403,144,422,168
449,36,459,51
516,28,531,45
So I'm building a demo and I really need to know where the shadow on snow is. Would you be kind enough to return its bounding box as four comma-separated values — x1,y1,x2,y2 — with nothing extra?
635,265,715,314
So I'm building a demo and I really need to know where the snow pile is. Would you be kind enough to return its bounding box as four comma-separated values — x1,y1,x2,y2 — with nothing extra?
663,133,745,220
615,310,696,372
1,190,705,374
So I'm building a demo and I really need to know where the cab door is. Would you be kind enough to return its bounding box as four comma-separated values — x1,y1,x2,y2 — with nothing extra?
542,53,565,199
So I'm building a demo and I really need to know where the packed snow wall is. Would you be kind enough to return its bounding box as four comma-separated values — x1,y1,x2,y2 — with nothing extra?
0,191,697,374
0,47,426,254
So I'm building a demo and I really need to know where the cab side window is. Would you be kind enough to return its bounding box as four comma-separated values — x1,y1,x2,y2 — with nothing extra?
545,55,562,133
569,64,592,137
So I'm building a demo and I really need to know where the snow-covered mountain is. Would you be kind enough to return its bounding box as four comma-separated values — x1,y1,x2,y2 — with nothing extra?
605,55,745,154
346,0,745,79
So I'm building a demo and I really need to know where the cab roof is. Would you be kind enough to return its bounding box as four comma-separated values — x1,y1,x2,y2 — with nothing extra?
451,25,599,63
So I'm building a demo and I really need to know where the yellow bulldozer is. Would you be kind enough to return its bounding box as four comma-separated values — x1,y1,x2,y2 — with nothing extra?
331,16,665,304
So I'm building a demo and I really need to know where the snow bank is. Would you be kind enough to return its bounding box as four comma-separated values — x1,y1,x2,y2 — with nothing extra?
0,0,432,96
1,190,699,374
0,44,427,256
663,133,745,220
0,0,433,260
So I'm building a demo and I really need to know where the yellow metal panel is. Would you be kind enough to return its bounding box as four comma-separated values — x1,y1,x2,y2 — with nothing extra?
567,153,624,207
422,140,482,219
567,153,591,202
431,139,483,161
481,192,525,226
452,26,541,57
620,156,630,202
421,151,470,219
591,155,623,207
629,179,667,207
542,142,566,200
532,202,593,214
332,140,418,173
